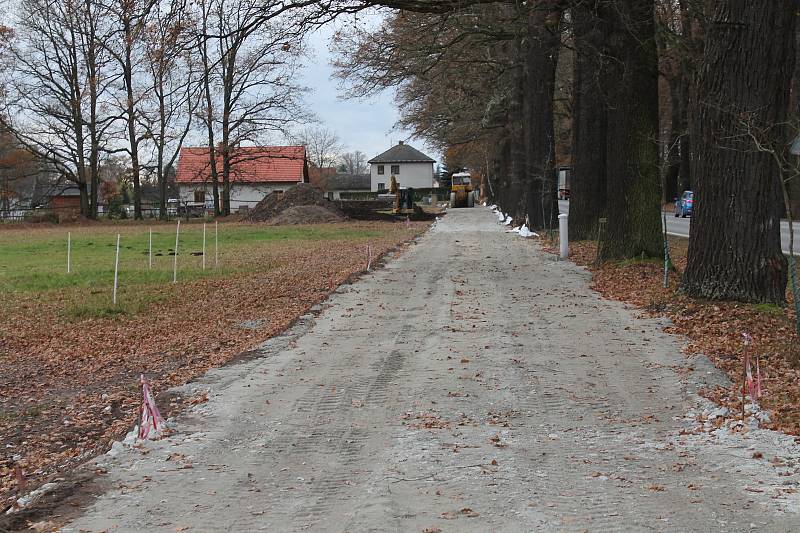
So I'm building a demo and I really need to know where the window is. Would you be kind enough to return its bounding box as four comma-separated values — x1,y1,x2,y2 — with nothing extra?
377,165,384,175
193,190,205,203
391,165,400,175
377,183,385,191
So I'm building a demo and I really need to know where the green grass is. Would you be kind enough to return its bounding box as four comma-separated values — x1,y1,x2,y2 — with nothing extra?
0,222,382,296
615,256,663,268
751,302,785,316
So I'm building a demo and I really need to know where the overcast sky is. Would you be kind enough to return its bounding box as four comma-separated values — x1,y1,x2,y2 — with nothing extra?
296,20,440,164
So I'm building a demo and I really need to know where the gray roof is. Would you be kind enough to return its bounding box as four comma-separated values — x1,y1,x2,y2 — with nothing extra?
327,173,370,191
368,142,435,164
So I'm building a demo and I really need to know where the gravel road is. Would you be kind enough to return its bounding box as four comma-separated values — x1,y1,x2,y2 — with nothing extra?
62,208,800,532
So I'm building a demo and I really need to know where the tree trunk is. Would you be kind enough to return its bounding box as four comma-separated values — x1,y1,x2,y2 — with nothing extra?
683,0,793,304
506,48,526,222
522,2,560,231
220,51,236,217
87,46,100,220
569,2,607,240
598,0,662,260
790,17,800,220
123,16,142,220
199,16,220,217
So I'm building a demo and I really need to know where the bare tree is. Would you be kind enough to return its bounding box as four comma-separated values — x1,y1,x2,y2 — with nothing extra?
293,126,343,169
139,0,198,219
0,0,118,218
340,150,368,174
195,0,310,216
103,0,158,219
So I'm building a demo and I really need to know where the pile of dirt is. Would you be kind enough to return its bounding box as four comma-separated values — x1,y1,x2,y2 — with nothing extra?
246,183,344,224
267,205,344,225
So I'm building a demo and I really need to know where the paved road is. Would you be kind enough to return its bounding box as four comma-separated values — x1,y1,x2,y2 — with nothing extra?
63,209,799,532
558,200,800,255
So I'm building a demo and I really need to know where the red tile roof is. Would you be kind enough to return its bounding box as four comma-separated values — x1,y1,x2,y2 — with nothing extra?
175,146,306,184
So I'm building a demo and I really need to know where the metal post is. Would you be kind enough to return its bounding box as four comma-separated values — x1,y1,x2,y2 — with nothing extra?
113,234,120,304
558,213,568,259
173,220,180,283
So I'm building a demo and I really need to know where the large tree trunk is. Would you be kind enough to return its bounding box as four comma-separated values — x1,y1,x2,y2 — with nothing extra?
569,2,607,240
506,46,527,222
790,18,800,220
683,1,793,304
521,2,560,231
598,0,662,260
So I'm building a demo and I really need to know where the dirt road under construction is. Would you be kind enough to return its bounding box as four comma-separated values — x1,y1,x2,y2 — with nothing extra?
63,208,799,532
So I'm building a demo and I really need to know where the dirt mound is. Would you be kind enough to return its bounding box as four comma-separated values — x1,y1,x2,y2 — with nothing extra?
267,205,344,225
247,183,344,223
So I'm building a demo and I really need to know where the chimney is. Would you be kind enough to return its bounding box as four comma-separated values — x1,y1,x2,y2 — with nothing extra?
398,140,404,145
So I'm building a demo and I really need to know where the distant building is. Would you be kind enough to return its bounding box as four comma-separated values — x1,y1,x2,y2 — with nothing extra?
47,184,83,212
308,165,338,190
368,141,435,192
322,173,371,200
175,146,308,210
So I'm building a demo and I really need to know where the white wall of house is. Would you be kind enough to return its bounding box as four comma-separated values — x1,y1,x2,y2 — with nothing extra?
179,182,299,210
324,189,371,200
370,162,434,191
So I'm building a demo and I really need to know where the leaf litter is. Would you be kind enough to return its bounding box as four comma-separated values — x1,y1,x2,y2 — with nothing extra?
0,220,428,511
542,236,800,437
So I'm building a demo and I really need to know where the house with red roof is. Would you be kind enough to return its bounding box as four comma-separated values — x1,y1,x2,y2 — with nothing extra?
175,146,309,211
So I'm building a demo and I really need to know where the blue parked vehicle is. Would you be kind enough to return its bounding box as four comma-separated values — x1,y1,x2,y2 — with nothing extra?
674,190,693,218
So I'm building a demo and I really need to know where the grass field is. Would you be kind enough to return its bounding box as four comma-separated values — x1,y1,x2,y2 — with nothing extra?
0,222,383,318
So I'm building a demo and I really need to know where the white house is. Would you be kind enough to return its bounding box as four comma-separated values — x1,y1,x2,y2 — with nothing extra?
368,141,435,191
175,146,308,211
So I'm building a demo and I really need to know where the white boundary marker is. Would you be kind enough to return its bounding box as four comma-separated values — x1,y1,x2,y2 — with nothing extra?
66,232,71,274
173,220,180,283
148,228,153,269
202,223,207,271
215,221,219,268
112,234,120,304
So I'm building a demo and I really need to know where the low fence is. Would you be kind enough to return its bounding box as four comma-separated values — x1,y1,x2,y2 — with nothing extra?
1,203,182,223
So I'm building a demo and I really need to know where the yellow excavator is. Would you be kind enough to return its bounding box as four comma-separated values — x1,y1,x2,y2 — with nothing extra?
449,172,475,208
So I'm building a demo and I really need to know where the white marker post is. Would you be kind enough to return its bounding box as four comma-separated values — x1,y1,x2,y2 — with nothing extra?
558,213,569,259
173,220,180,283
202,223,207,271
67,232,71,274
366,244,372,271
148,227,153,269
215,221,218,268
113,234,120,304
